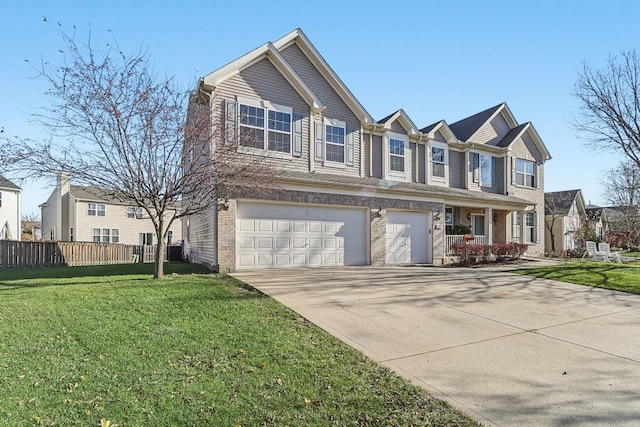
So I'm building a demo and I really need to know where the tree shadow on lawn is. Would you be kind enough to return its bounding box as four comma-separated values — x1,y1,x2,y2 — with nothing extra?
0,262,211,290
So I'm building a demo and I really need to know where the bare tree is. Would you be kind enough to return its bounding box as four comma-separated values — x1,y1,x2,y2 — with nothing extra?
601,161,640,235
574,50,640,167
1,28,274,279
544,191,577,254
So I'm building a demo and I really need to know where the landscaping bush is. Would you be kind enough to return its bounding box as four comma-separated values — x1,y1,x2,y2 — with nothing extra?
451,243,528,265
451,224,472,235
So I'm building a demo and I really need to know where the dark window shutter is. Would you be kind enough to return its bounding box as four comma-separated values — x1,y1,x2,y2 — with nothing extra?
346,128,355,166
225,99,237,143
293,113,303,157
314,120,323,161
472,153,479,183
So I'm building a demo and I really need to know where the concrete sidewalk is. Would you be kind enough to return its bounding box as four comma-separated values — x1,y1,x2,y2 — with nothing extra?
232,266,640,426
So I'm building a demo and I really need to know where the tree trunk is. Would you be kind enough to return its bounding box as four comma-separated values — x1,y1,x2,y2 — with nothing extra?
154,239,166,279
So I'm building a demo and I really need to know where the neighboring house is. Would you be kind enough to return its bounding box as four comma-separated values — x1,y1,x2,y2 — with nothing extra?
544,189,586,253
185,29,551,272
21,220,42,241
40,172,181,246
0,176,22,240
585,205,626,240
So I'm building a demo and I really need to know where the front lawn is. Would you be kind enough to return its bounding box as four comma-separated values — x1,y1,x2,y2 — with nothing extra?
515,261,640,294
0,264,479,426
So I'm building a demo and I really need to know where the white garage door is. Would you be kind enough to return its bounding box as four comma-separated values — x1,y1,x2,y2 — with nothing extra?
236,202,367,269
386,210,430,264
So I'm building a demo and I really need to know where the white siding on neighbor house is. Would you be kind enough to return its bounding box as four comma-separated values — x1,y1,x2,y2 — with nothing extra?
469,112,511,145
73,200,182,245
0,189,20,240
41,190,60,241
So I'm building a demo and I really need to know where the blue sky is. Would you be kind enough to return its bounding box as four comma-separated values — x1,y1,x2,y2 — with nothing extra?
2,0,638,216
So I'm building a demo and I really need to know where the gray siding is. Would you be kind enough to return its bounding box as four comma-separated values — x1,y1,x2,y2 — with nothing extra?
470,112,511,145
433,130,447,143
214,58,310,173
372,134,383,179
390,119,405,134
184,206,217,268
280,43,361,177
417,144,426,184
449,150,465,189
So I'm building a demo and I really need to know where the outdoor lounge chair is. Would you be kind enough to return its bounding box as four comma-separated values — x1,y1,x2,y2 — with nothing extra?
583,241,608,261
597,242,622,263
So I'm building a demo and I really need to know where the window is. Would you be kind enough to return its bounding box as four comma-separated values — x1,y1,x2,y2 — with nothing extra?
70,227,74,242
239,104,265,149
473,153,493,187
479,154,493,186
512,213,521,241
325,124,345,163
102,228,111,243
112,229,119,243
88,203,106,216
239,100,292,153
167,230,173,246
267,110,291,153
445,207,454,235
93,228,101,242
139,232,153,246
525,212,537,243
472,215,485,236
432,147,445,178
128,207,143,219
515,159,535,187
389,138,405,172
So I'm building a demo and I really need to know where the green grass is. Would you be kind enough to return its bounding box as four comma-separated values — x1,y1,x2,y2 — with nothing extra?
0,264,478,426
516,261,640,294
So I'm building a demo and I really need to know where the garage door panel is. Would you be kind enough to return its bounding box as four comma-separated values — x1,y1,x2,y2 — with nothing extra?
237,202,367,270
386,211,430,265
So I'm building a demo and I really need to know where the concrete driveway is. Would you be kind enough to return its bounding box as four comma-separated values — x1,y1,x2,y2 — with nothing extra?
231,266,640,426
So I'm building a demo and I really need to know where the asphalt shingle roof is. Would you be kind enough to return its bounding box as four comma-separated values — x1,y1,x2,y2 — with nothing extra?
544,189,580,215
492,122,529,147
0,176,21,190
449,103,503,141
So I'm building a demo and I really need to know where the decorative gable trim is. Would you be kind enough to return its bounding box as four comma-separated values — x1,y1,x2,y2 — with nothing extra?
202,42,325,114
378,109,420,136
272,29,374,124
421,120,457,144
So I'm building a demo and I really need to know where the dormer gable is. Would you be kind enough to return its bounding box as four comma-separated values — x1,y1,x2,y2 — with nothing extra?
377,109,420,136
420,120,457,144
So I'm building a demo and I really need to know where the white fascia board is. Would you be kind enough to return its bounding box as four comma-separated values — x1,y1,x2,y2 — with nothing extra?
202,42,325,113
382,109,420,135
426,120,458,143
273,29,374,124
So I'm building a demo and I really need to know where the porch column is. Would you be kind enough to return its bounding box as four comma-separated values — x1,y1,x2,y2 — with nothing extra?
518,210,524,244
486,207,493,245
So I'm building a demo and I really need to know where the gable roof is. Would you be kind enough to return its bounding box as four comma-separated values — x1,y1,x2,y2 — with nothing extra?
272,29,374,124
69,185,127,204
0,176,21,191
420,120,457,143
449,103,505,141
492,123,529,147
377,109,420,135
545,189,585,216
201,42,325,114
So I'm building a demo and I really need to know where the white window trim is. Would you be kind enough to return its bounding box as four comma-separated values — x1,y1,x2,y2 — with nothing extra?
428,141,448,186
384,131,409,181
324,117,347,166
524,211,538,244
515,158,536,188
237,97,293,157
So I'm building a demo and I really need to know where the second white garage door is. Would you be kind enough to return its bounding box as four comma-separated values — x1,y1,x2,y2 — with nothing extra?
236,202,367,269
386,210,430,264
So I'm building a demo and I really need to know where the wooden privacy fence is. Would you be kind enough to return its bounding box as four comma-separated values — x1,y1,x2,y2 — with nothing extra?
0,240,166,268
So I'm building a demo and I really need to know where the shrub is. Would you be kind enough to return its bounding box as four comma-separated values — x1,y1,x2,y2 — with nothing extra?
451,242,528,265
450,225,472,235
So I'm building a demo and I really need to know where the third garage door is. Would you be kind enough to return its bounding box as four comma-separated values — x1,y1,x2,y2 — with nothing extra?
386,210,430,264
